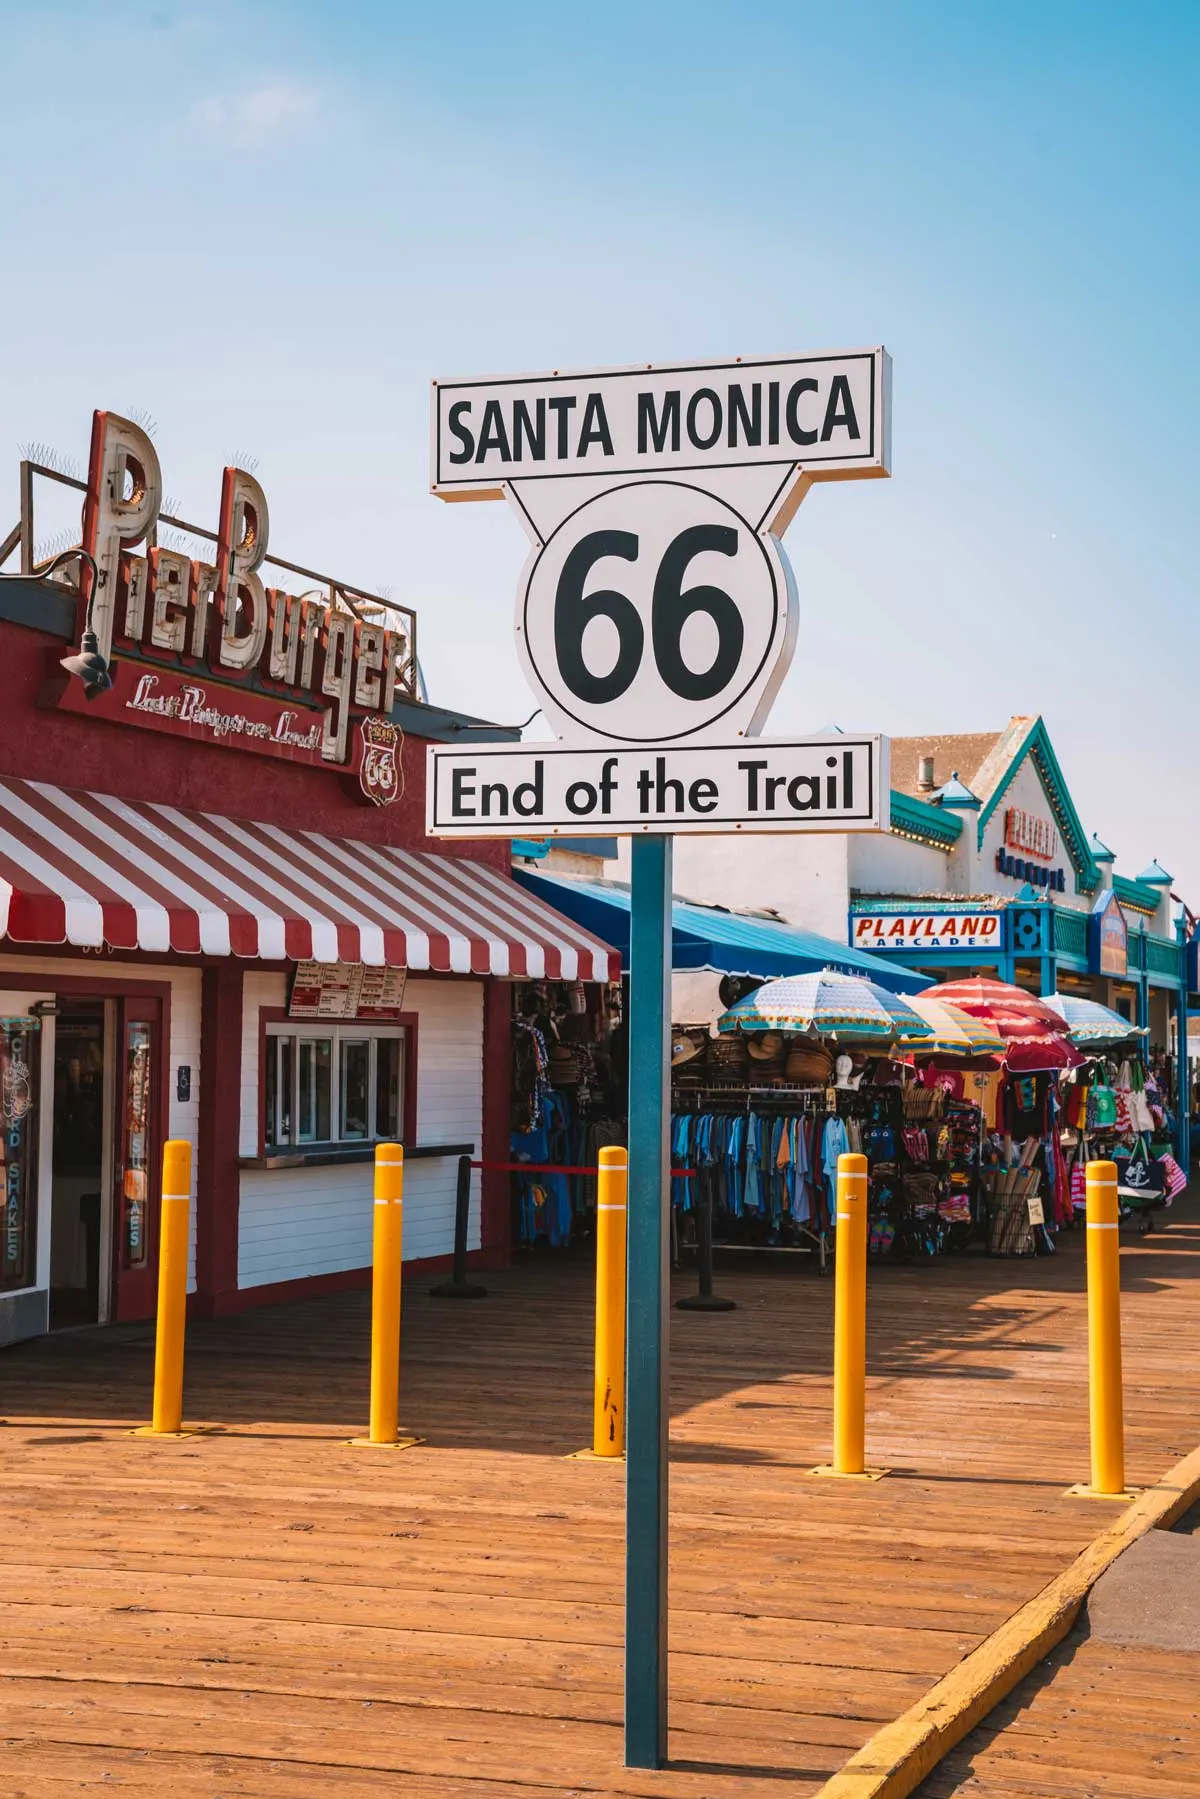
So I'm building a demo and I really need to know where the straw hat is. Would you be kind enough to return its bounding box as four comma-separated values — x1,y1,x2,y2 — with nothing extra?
746,1030,784,1062
671,1032,704,1067
709,1035,749,1072
784,1044,834,1083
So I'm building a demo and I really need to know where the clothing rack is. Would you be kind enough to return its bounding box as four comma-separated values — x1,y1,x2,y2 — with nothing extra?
674,1082,831,1108
671,1084,854,1274
673,1083,890,1111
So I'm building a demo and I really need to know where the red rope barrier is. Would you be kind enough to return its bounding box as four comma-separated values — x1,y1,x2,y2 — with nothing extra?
471,1160,695,1177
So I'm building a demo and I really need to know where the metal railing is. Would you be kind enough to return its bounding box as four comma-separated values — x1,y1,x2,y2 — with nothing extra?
1,459,419,701
1053,908,1088,961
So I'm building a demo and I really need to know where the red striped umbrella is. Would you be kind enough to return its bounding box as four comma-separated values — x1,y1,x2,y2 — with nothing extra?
920,977,1084,1073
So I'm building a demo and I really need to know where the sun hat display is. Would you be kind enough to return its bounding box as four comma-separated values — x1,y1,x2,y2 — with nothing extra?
708,1035,749,1072
784,1044,834,1083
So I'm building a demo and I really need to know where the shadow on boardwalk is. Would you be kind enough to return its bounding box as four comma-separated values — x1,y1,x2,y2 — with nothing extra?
0,1202,1194,1796
0,1205,1195,1455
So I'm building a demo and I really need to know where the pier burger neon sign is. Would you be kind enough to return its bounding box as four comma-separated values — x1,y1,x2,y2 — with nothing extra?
47,410,413,797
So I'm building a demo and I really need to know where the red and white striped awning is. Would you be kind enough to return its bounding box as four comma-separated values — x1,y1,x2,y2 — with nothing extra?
0,776,619,980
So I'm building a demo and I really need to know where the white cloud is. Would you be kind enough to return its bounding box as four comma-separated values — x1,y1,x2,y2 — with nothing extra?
192,78,320,150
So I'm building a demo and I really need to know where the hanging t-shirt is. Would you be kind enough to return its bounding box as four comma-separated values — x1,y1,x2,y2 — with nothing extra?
964,1070,1001,1132
821,1115,850,1200
1005,1073,1046,1140
919,1066,964,1100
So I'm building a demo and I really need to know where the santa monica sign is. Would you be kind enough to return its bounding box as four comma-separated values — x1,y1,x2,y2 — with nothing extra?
431,349,892,795
431,349,889,496
425,343,893,1774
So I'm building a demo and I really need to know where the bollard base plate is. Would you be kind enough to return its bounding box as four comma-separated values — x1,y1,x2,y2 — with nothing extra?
676,1293,736,1311
810,1463,890,1482
567,1447,625,1461
130,1426,198,1439
347,1435,424,1450
1064,1482,1141,1502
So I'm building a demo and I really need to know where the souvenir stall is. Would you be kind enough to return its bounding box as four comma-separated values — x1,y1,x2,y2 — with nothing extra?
505,870,926,1256
881,994,1006,1260
921,978,1083,1258
509,978,626,1250
673,972,937,1273
1052,997,1188,1229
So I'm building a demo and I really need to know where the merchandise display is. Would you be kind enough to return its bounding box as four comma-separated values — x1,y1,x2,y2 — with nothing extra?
1062,1053,1183,1227
507,966,1189,1269
510,980,625,1248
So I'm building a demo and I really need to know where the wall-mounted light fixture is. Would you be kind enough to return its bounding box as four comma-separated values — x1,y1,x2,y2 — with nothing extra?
1,546,110,698
53,549,111,698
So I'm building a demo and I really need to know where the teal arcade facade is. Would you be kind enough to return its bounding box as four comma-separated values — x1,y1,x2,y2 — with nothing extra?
845,717,1190,1161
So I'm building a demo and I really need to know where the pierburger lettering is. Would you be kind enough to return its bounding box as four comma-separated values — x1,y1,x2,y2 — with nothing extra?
80,409,413,766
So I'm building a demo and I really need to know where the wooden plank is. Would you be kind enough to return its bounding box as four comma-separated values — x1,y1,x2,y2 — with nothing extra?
0,1208,1196,1798
918,1636,1200,1797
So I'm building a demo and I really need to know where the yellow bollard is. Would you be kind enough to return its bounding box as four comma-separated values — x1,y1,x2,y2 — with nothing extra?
350,1144,421,1449
1077,1159,1129,1497
371,1143,404,1443
833,1151,868,1474
141,1139,192,1437
813,1152,885,1479
593,1146,628,1457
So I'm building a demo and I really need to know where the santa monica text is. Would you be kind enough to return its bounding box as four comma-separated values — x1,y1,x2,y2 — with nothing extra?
432,351,886,489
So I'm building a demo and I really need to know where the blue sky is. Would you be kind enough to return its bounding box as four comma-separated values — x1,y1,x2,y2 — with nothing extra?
4,2,1198,896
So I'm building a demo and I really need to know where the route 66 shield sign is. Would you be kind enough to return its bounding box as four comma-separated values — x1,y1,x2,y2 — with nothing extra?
358,718,404,807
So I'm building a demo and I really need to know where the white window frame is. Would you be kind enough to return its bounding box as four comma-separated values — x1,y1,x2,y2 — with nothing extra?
265,1023,407,1150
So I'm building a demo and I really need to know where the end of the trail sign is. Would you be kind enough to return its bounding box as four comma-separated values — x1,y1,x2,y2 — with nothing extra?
427,735,888,838
431,348,890,500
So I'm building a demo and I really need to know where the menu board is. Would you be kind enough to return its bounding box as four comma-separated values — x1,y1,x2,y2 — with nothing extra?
289,962,408,1020
355,966,410,1020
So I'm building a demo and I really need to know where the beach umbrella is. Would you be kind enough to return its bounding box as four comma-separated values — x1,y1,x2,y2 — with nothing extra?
905,994,1006,1058
1045,993,1147,1049
923,977,1083,1072
717,969,936,1045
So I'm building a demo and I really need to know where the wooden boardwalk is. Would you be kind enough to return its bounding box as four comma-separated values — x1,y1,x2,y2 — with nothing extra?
918,1630,1200,1798
1,1203,1198,1797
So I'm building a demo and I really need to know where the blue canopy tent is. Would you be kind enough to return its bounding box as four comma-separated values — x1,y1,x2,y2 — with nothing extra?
513,869,927,995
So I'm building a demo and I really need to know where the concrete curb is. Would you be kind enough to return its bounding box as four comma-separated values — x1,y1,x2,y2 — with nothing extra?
814,1444,1200,1799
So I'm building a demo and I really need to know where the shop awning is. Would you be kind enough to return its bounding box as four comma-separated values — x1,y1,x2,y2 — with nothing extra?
513,870,927,994
0,777,619,980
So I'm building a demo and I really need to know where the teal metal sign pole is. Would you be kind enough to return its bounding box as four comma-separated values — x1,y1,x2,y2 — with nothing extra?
624,831,672,1769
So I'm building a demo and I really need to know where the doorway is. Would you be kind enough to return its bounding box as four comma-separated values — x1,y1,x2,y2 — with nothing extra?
49,1003,109,1329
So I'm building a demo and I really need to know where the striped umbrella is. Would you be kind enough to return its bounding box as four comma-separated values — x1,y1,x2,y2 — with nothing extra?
1045,994,1147,1049
923,977,1083,1073
717,970,936,1045
905,994,1006,1058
